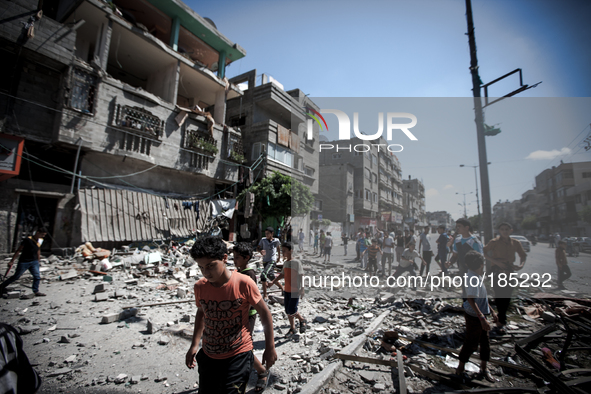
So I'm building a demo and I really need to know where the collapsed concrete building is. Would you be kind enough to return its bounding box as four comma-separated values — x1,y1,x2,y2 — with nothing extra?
0,0,249,252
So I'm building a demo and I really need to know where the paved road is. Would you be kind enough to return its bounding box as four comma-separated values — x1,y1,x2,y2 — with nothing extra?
298,235,591,297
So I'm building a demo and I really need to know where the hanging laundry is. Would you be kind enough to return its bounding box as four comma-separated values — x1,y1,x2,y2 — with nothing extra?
244,192,255,219
197,200,212,233
182,201,194,210
211,198,237,219
240,223,251,239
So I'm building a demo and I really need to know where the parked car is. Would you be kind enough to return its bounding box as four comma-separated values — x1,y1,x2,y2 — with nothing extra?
510,235,531,253
577,237,591,252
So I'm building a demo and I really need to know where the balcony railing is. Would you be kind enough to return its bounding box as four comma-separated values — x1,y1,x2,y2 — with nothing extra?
185,129,218,157
115,104,164,139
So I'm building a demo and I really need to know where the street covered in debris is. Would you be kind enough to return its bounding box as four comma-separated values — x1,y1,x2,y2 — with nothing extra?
1,239,591,394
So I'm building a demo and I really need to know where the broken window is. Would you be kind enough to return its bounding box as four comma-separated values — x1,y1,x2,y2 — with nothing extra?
227,133,245,163
69,68,98,113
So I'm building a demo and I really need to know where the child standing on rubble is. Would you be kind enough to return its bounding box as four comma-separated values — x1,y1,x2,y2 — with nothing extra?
232,242,271,392
269,242,307,337
455,250,498,383
186,236,277,394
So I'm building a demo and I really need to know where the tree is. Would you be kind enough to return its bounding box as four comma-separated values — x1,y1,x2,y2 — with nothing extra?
579,205,591,224
521,215,538,230
240,171,314,223
467,214,481,231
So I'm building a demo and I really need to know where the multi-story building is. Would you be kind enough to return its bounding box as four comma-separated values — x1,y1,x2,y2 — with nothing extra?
317,163,355,235
426,211,455,231
402,176,426,231
535,161,591,236
0,0,247,251
318,137,404,234
225,70,320,233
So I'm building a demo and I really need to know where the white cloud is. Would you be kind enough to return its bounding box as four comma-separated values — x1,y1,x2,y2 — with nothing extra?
426,188,439,198
443,184,453,190
525,147,571,160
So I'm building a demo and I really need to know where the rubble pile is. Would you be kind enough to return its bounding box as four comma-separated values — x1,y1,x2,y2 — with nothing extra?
1,246,590,393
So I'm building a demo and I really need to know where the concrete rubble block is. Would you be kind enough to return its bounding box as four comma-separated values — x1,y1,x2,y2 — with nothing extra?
348,315,362,326
180,314,191,322
58,336,71,343
93,284,106,294
314,315,328,323
158,335,170,345
124,279,138,285
114,289,127,298
359,371,376,384
100,308,138,324
147,320,160,334
60,270,78,280
6,291,20,299
114,374,128,384
17,325,40,335
20,291,35,299
177,287,188,298
373,382,386,391
130,376,141,384
155,374,167,382
94,293,108,302
188,269,198,277
47,367,72,377
64,355,77,363
47,255,61,264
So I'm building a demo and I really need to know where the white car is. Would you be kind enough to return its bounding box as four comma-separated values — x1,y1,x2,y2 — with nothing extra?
510,235,531,252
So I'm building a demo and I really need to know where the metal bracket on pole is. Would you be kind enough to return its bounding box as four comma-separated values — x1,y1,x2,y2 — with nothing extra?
481,68,542,108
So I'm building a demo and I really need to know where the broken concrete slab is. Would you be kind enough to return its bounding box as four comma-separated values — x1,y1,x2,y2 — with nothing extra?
94,293,108,302
100,308,138,324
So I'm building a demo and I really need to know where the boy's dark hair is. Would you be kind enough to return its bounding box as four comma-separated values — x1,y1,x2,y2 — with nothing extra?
438,224,445,229
265,226,274,233
233,242,252,259
190,236,227,260
465,250,484,271
282,241,293,250
456,218,471,229
498,222,513,229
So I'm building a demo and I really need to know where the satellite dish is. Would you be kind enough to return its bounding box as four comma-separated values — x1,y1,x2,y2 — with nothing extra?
203,17,217,29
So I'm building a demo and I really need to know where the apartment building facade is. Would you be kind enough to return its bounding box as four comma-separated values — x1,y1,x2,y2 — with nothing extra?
0,0,247,252
402,177,427,231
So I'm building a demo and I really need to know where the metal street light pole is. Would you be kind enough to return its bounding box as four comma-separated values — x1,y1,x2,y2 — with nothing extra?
465,0,494,244
456,192,472,218
459,163,489,235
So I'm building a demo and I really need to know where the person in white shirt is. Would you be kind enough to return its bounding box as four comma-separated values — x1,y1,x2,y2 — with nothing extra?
381,233,394,277
418,226,433,276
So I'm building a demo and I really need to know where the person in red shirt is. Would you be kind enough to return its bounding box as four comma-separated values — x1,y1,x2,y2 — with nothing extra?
270,242,307,336
186,237,277,394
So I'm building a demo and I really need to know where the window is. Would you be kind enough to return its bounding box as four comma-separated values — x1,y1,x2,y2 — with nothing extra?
372,173,377,183
252,142,262,160
365,168,371,180
354,151,362,156
575,194,582,204
268,142,294,167
583,172,591,178
372,155,377,166
365,189,371,200
373,192,378,203
230,115,247,127
332,153,342,159
355,190,362,199
70,68,97,113
305,166,315,176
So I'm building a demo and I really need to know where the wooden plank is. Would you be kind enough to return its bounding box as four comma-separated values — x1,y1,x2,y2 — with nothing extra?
334,354,395,367
515,324,556,346
398,335,533,373
397,351,407,394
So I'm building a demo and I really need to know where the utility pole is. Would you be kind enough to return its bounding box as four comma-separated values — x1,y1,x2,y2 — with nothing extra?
465,0,493,244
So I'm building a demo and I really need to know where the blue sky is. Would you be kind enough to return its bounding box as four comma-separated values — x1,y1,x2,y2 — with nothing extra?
191,0,591,219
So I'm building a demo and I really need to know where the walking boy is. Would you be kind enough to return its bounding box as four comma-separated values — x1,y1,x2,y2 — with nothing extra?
556,240,571,290
324,232,334,262
381,232,394,276
257,227,284,301
418,226,433,276
362,239,382,276
297,229,305,253
186,236,277,394
448,218,483,275
0,228,47,297
232,243,269,392
269,242,307,336
341,233,349,256
435,225,449,273
455,251,498,383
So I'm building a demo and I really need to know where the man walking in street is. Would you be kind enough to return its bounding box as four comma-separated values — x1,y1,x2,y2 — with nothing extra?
435,225,449,274
395,231,405,263
381,232,394,277
341,233,349,256
297,229,305,253
555,240,571,290
1,228,48,297
418,226,433,276
257,227,284,301
483,222,526,333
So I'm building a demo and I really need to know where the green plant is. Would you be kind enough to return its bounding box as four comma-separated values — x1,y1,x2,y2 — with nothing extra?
188,134,218,155
229,151,245,163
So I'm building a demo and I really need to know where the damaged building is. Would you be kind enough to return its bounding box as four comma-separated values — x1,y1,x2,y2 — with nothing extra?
0,0,249,252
